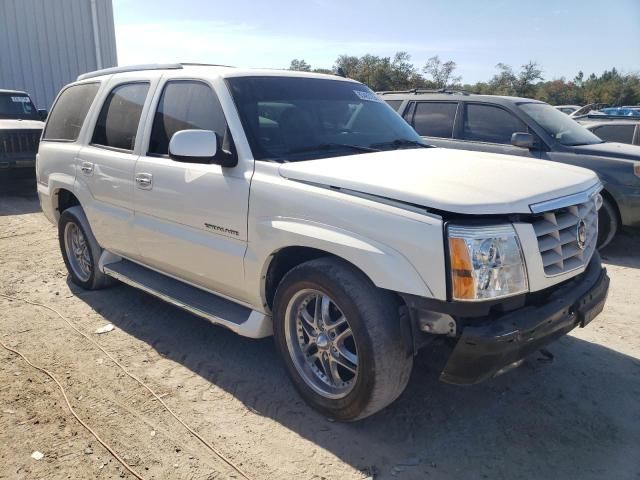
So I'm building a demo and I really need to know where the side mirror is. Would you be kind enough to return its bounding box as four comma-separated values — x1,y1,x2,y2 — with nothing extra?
169,129,218,164
38,109,48,121
168,129,237,167
511,132,536,149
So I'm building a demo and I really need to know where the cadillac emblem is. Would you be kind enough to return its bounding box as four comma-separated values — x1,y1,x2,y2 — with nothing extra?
576,219,587,250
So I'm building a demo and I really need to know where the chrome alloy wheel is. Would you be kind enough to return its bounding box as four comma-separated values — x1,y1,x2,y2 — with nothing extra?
64,222,92,282
284,289,358,399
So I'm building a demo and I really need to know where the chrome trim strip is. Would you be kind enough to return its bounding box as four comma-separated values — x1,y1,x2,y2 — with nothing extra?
447,224,516,239
529,182,602,214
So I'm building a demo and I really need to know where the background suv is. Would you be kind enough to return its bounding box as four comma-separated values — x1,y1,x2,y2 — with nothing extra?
381,90,640,247
0,89,46,182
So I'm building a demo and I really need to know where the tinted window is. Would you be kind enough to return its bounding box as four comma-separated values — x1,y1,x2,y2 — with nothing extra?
412,102,457,138
592,124,635,144
384,99,403,111
43,83,100,141
463,104,527,144
518,103,602,146
227,76,423,162
0,93,39,120
149,81,227,155
92,83,149,150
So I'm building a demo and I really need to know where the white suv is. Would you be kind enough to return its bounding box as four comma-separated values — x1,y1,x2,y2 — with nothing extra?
37,64,610,421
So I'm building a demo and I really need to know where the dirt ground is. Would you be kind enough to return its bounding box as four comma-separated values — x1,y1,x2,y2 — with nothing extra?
1,179,639,480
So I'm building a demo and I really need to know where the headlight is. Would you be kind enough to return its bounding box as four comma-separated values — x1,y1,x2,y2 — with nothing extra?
447,224,528,301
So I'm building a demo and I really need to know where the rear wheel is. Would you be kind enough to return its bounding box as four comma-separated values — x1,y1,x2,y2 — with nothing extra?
597,197,618,249
58,206,114,290
273,257,413,421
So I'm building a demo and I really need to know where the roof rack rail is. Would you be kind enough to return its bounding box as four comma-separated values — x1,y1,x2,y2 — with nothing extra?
575,113,640,120
377,88,471,96
77,63,183,81
179,62,235,68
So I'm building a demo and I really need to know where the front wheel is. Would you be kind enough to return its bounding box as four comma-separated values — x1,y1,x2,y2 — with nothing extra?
273,257,413,421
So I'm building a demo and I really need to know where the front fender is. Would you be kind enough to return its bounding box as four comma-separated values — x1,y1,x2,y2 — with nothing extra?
244,217,434,310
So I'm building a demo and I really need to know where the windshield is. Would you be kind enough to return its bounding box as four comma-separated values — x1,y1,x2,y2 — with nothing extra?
226,76,427,162
0,93,39,120
519,102,603,146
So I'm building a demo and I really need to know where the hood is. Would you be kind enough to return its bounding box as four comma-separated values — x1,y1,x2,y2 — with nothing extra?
0,118,45,130
279,148,599,215
571,142,640,161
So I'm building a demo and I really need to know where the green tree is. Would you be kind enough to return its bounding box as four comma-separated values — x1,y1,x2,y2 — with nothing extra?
422,56,461,88
515,61,543,97
289,59,311,71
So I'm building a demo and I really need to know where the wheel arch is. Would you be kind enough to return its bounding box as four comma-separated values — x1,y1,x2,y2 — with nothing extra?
55,188,81,217
254,219,434,312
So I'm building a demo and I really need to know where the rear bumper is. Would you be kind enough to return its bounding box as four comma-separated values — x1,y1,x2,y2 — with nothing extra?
440,253,609,385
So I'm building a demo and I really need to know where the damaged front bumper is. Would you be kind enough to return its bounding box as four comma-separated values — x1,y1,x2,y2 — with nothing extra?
439,253,609,384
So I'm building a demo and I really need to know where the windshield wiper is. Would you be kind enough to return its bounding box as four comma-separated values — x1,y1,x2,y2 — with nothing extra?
371,139,431,150
288,143,381,155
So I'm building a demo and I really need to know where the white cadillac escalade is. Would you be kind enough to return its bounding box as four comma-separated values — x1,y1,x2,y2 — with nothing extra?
36,64,609,421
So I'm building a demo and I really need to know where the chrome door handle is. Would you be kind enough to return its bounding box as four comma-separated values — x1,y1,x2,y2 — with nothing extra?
80,161,94,175
135,173,153,190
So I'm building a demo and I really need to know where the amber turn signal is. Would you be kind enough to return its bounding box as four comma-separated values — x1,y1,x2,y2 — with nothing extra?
449,237,475,300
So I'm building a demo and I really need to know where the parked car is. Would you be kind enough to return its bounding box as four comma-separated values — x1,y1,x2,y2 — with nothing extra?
37,65,609,421
577,117,640,146
554,104,581,115
0,89,46,180
381,90,640,248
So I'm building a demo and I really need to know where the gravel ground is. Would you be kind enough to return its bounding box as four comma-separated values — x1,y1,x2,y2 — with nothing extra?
1,181,639,480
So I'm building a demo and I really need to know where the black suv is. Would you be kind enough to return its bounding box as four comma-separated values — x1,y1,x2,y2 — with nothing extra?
381,90,640,248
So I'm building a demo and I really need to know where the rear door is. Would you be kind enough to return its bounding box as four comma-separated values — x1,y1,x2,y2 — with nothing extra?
75,77,156,260
132,78,251,301
403,101,462,149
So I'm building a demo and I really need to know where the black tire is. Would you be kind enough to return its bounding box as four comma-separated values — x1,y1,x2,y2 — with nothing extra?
58,206,114,290
597,197,618,249
273,257,413,421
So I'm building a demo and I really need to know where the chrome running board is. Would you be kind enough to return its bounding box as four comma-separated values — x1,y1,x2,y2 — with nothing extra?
102,257,272,338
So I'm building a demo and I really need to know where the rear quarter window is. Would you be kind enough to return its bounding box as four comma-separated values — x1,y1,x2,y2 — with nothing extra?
43,83,100,141
384,99,403,111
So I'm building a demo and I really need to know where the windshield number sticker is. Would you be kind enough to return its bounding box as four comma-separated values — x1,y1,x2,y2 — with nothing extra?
353,90,383,103
11,96,30,103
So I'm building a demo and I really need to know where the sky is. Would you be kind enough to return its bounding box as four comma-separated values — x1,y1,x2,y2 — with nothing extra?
112,0,640,83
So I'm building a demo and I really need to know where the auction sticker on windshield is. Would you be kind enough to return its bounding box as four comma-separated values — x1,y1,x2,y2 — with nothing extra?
353,90,383,102
11,97,30,103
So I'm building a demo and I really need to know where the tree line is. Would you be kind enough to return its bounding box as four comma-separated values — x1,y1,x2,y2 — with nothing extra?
289,53,640,106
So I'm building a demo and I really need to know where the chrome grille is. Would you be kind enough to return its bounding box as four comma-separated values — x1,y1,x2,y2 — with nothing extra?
531,197,598,276
0,129,42,158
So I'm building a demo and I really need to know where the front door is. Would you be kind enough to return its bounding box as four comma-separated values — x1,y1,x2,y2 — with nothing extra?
132,79,251,301
452,102,542,158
